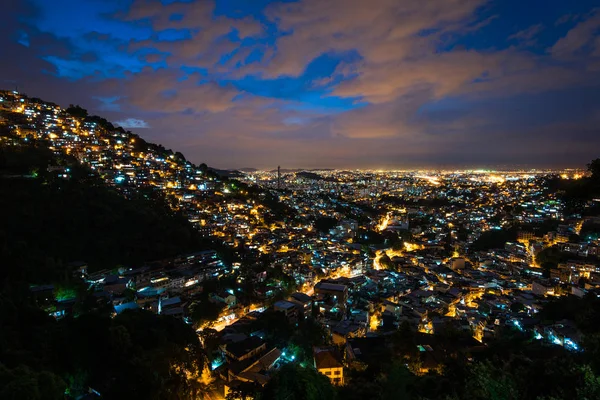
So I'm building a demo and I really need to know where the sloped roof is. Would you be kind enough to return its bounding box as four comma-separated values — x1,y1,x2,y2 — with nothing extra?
226,336,265,359
314,347,343,369
315,282,347,292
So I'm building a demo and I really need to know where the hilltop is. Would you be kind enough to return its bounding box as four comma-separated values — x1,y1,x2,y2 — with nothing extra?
0,91,239,283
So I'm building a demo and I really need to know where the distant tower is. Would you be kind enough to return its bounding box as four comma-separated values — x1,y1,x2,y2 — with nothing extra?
277,166,281,190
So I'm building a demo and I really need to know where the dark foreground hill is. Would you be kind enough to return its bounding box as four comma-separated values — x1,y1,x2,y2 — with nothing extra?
0,144,208,400
0,144,214,284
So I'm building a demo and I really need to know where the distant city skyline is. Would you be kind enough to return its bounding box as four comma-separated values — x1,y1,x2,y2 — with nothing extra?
2,0,600,169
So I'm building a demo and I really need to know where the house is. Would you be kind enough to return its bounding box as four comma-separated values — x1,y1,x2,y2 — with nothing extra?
86,269,111,284
150,275,171,290
532,281,554,296
543,320,582,350
226,347,282,388
289,292,313,317
210,291,237,307
158,296,184,318
114,301,139,315
123,266,153,288
178,249,218,264
223,336,267,362
415,344,443,374
313,346,344,385
314,281,348,308
331,320,366,345
103,275,130,295
274,300,298,323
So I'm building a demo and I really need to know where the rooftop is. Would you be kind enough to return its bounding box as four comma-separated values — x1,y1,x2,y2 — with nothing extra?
313,346,343,370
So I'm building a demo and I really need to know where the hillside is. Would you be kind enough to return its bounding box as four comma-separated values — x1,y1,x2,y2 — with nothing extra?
0,111,214,399
0,144,215,284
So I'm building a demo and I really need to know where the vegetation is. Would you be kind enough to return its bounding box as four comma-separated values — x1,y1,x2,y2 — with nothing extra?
261,364,337,400
580,221,600,240
0,364,65,400
545,158,600,212
0,144,212,398
314,217,338,233
0,145,217,283
535,245,598,277
535,246,570,271
588,159,600,182
471,227,518,251
0,286,203,399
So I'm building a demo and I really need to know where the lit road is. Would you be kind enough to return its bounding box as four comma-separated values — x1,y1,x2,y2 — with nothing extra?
210,317,239,332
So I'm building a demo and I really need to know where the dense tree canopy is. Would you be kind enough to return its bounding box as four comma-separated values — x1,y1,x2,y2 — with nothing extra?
588,159,600,182
580,221,600,240
0,145,216,283
314,217,338,233
471,227,517,251
261,364,336,400
0,285,203,399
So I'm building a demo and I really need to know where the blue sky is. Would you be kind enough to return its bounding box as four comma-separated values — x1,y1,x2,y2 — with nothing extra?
2,0,600,169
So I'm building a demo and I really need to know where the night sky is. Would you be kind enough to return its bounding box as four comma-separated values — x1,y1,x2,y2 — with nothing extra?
2,0,600,169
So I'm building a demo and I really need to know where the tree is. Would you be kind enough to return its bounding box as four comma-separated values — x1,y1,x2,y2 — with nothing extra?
261,364,336,400
314,217,337,233
65,105,88,119
379,254,394,270
381,363,414,400
175,151,186,162
535,246,568,271
253,310,294,347
290,318,331,362
510,302,526,313
471,228,517,251
588,159,600,182
189,298,223,328
463,361,519,400
478,302,492,316
577,365,600,400
0,146,215,283
226,381,261,400
0,365,65,400
580,221,600,240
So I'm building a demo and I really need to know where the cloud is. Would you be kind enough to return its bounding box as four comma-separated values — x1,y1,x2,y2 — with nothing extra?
115,117,149,128
121,0,264,69
556,14,576,26
331,89,431,138
245,0,596,110
142,52,165,63
253,0,484,78
93,96,121,112
508,24,543,46
111,68,242,114
551,10,600,59
3,0,600,169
